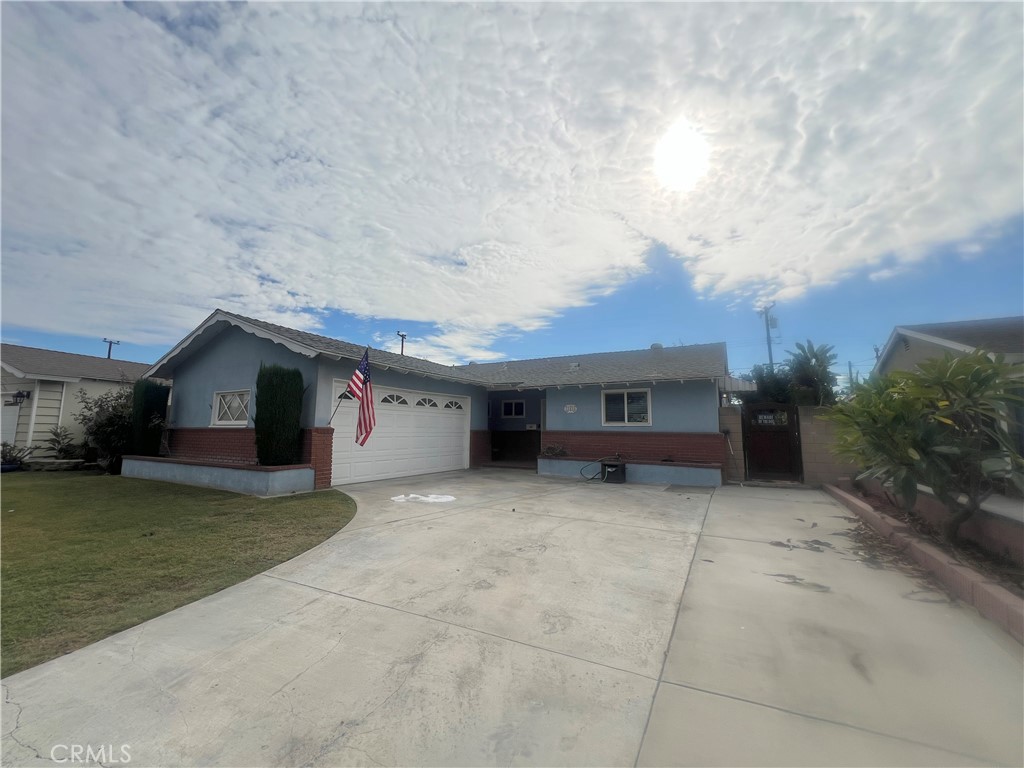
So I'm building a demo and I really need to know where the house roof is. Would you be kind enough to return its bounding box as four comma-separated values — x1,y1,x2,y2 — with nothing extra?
146,310,489,385
875,316,1024,373
898,317,1024,353
463,343,728,389
1,344,152,383
148,309,732,390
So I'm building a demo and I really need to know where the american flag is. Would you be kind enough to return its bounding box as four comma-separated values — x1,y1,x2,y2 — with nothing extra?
348,348,376,446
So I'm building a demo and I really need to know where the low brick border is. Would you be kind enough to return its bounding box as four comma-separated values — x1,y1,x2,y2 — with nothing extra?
823,484,1023,644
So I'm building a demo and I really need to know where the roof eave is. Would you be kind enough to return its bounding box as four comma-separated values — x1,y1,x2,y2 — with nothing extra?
146,310,321,379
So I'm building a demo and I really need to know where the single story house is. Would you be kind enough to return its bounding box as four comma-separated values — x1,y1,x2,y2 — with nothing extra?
1,344,152,450
125,309,743,494
874,316,1024,377
874,315,1023,455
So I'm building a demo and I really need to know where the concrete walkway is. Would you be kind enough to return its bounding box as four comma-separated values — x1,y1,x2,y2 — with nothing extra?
2,472,1021,766
639,484,1023,767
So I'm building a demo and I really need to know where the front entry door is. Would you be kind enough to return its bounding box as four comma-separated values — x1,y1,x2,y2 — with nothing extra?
742,403,802,481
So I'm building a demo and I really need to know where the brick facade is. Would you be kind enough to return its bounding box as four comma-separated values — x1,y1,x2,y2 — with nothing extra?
301,427,335,490
167,426,335,489
541,430,725,467
470,430,491,467
168,428,258,466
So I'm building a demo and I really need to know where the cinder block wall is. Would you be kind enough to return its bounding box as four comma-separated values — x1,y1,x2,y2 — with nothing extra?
718,407,745,482
798,406,858,487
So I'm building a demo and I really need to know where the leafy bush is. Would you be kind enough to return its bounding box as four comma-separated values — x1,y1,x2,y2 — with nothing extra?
75,382,134,474
132,380,171,457
1,442,32,466
43,426,79,459
253,365,305,466
829,351,1023,540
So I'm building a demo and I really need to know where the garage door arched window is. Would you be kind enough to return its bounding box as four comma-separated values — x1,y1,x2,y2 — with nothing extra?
443,400,464,410
415,397,439,408
381,393,409,405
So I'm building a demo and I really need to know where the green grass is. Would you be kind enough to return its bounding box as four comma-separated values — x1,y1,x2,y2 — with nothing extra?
1,472,356,677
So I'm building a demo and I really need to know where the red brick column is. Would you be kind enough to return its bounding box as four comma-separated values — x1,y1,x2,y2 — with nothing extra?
168,428,258,465
470,430,491,467
302,427,335,489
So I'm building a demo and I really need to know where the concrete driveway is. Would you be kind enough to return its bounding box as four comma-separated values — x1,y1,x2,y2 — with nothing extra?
2,471,1021,766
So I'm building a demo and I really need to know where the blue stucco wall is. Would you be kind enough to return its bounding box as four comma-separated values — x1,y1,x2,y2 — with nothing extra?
537,458,721,487
168,325,318,429
488,390,544,431
543,379,719,432
315,359,489,430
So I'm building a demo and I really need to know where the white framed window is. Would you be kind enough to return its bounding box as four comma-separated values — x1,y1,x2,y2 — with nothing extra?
602,389,651,426
338,390,355,401
443,400,464,410
502,400,525,418
415,397,439,408
381,393,409,405
213,390,251,426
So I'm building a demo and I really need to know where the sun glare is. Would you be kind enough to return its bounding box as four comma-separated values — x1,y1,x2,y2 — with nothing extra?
653,118,712,193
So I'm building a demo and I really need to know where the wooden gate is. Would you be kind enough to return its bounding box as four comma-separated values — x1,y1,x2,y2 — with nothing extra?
741,403,803,481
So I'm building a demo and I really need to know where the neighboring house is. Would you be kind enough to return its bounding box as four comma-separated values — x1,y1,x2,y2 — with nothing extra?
874,316,1024,377
1,345,152,450
874,316,1024,455
131,309,742,493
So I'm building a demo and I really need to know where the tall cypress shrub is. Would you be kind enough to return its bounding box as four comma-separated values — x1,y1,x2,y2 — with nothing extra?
254,364,305,466
131,379,171,457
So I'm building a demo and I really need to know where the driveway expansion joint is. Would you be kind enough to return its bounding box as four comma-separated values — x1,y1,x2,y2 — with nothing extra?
658,680,1001,766
260,573,660,683
633,488,715,768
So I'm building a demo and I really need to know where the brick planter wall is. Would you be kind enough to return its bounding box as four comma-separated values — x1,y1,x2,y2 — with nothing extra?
168,428,258,466
301,427,334,490
541,430,725,466
168,427,335,490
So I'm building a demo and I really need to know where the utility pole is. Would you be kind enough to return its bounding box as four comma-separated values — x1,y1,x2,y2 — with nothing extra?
848,360,854,392
396,331,407,356
758,302,776,372
103,338,120,359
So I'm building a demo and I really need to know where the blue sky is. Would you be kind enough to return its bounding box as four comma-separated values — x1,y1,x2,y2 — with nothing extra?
2,3,1022,388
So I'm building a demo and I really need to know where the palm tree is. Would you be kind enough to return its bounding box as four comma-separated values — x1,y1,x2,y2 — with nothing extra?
786,340,838,406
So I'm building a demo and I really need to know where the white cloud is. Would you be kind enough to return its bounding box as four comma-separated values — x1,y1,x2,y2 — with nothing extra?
2,3,1021,359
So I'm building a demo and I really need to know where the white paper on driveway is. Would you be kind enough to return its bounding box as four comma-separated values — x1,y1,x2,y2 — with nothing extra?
391,494,456,503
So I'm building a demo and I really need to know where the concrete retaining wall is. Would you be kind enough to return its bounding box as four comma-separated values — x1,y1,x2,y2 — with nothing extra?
123,457,314,496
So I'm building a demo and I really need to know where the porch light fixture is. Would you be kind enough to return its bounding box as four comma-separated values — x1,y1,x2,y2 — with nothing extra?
11,390,30,406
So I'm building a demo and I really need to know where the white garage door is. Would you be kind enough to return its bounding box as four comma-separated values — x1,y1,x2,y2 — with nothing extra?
330,381,470,485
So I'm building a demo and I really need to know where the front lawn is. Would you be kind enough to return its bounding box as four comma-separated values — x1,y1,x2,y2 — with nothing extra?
1,472,356,677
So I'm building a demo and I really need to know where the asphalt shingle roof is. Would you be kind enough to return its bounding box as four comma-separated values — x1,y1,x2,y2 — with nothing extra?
901,317,1024,354
1,344,152,382
219,311,729,389
221,312,489,384
459,343,728,388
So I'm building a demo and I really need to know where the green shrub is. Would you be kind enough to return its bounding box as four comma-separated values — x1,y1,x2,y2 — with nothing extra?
1,442,32,465
131,380,171,457
44,426,78,459
254,364,305,466
75,382,134,474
